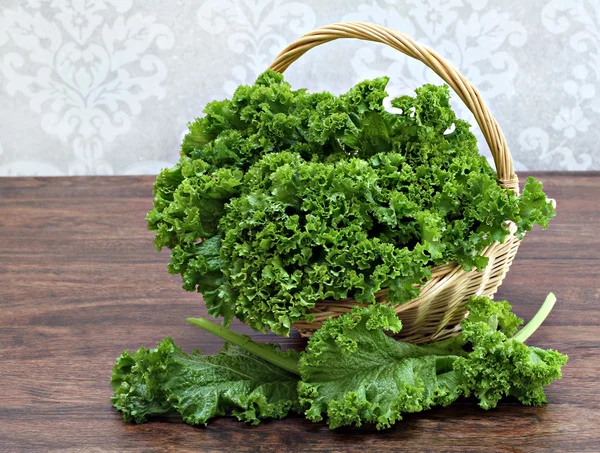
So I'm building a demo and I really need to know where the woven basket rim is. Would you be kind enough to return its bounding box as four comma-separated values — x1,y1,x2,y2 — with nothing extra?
291,233,522,340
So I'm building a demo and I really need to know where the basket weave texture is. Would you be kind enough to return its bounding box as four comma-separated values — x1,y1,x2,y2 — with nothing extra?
268,22,521,343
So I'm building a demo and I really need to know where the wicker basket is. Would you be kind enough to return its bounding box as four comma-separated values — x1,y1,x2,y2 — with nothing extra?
268,22,523,344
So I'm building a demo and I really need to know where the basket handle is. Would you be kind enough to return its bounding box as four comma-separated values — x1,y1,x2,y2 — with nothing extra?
268,22,518,192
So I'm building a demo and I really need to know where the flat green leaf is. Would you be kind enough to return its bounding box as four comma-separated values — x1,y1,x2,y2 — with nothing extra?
298,304,465,429
111,338,301,426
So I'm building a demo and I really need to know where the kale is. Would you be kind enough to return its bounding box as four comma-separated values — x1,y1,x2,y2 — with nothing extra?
148,70,554,335
112,295,566,429
111,338,300,425
298,295,567,429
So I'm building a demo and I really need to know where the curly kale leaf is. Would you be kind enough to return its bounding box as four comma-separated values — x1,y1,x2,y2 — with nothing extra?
298,304,465,429
455,297,568,410
465,295,523,336
181,71,393,171
111,338,301,426
149,70,555,335
110,340,174,424
167,236,233,321
147,159,243,250
299,296,567,429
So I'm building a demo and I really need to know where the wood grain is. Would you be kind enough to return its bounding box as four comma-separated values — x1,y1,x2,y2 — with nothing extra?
0,173,599,453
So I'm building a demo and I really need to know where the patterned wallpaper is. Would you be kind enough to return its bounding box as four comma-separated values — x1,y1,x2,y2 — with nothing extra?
0,0,598,176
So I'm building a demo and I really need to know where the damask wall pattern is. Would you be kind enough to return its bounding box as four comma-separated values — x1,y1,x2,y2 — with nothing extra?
0,0,598,176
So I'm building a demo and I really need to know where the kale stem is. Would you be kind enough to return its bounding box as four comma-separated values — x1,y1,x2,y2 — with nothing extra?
512,293,557,343
187,317,300,375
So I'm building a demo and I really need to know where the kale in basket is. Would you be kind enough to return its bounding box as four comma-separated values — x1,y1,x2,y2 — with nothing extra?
146,70,555,335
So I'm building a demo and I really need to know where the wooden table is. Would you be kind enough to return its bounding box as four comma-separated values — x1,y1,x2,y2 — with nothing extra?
1,173,599,452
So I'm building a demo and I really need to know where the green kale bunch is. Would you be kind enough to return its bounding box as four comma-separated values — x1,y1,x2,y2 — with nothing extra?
147,70,555,335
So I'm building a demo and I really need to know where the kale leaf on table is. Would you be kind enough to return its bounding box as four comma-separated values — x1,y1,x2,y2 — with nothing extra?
297,303,465,429
110,338,301,425
111,296,567,429
298,296,567,429
147,70,555,335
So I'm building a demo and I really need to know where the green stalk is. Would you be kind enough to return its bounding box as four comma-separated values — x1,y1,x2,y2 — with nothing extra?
187,317,300,375
512,293,557,343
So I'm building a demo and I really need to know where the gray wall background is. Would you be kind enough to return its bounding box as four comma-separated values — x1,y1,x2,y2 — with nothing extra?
0,0,597,176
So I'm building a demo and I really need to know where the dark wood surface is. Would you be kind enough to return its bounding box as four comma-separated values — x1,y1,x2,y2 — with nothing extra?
1,173,599,453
